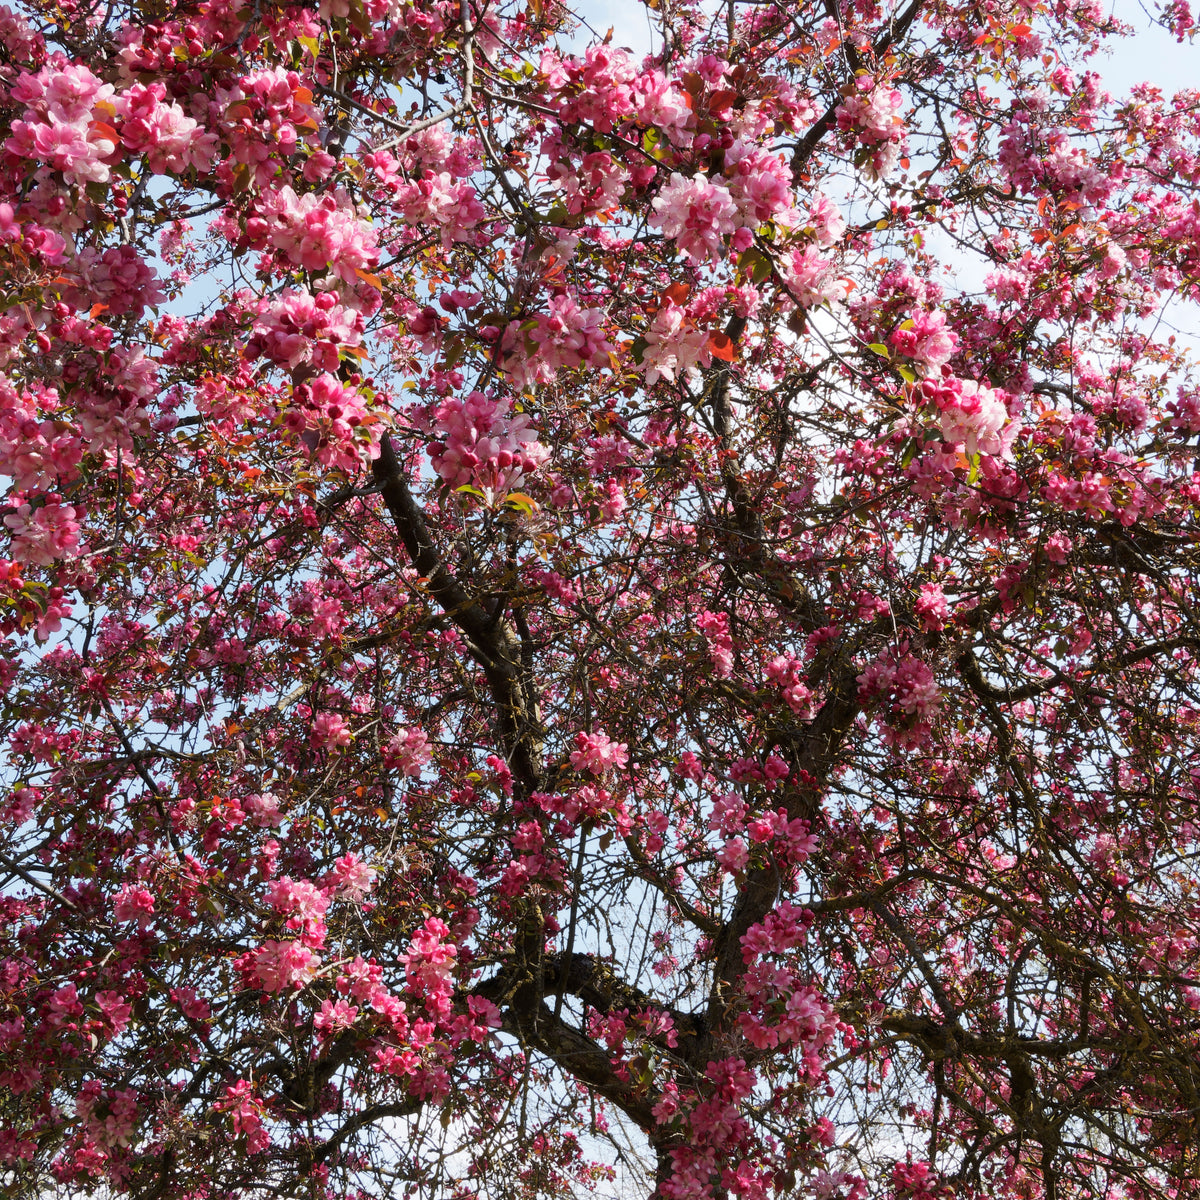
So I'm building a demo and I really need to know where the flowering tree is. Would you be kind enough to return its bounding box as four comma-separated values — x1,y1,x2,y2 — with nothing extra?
3,0,1200,1197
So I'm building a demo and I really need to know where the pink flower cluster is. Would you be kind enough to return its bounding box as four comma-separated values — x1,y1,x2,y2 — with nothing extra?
394,171,488,246
740,901,812,963
64,244,165,319
765,653,813,716
913,583,950,631
112,884,155,929
400,916,457,1017
309,709,352,750
650,172,741,263
265,875,330,943
285,374,380,473
546,149,630,215
569,729,629,776
656,1057,769,1200
890,310,958,376
216,1080,270,1154
243,939,321,993
3,498,81,565
323,852,375,901
5,61,118,186
921,371,1015,458
540,45,690,139
75,1081,139,1149
744,809,817,865
836,75,906,180
640,302,712,385
526,294,614,380
254,185,380,285
0,376,81,494
246,289,364,372
382,725,433,776
784,244,851,309
113,81,215,175
696,610,734,678
724,142,799,228
857,651,941,748
427,391,549,503
217,66,319,185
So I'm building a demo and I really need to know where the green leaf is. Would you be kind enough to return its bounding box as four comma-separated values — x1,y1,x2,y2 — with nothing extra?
867,343,891,358
506,492,539,517
897,365,917,384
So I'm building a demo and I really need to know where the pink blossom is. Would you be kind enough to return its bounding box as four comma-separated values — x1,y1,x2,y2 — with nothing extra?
1044,531,1073,564
114,81,216,173
696,610,734,678
806,192,846,247
310,711,351,750
6,112,115,185
46,983,83,1027
725,143,798,227
170,986,211,1021
4,500,81,565
325,852,375,900
286,373,381,471
717,836,749,872
569,729,629,776
428,391,549,504
244,792,284,828
76,1082,138,1148
923,373,1014,458
894,658,940,719
784,244,847,308
249,940,321,992
217,1080,270,1153
913,583,949,631
265,876,330,929
890,310,958,375
96,990,132,1034
401,916,457,1016
257,185,380,284
314,997,359,1037
530,294,614,376
650,172,740,263
112,884,155,929
382,725,433,776
708,792,747,836
640,302,712,385
247,289,363,371
394,171,487,246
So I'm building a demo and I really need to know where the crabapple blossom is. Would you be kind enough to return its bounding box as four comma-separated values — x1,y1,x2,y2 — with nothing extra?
2,3,1200,1199
650,172,740,263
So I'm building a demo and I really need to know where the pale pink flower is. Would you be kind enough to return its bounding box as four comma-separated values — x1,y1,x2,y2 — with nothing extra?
382,726,433,776
325,852,375,901
640,302,711,385
890,310,958,375
936,379,1012,457
310,711,352,750
650,172,740,263
428,391,548,503
251,940,321,992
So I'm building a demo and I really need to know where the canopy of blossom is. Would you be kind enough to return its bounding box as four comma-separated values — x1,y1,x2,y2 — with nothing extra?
2,1,1200,1198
